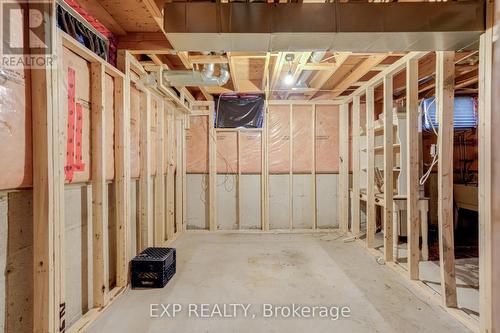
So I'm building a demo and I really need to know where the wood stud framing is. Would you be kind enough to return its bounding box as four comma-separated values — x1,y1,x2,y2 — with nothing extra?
383,75,394,263
139,90,153,250
406,58,420,280
339,103,349,233
436,51,458,308
352,96,361,235
154,100,166,246
366,87,376,247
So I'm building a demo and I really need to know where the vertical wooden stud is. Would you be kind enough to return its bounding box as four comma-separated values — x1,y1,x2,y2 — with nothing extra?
289,105,293,230
154,101,166,246
406,58,420,280
208,103,217,231
175,114,184,233
339,103,349,233
352,96,361,235
366,87,376,247
436,51,457,308
383,75,394,262
312,105,317,229
165,106,176,239
139,90,152,250
90,62,109,307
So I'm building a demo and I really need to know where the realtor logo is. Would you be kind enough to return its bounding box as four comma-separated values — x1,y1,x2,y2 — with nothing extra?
1,1,55,68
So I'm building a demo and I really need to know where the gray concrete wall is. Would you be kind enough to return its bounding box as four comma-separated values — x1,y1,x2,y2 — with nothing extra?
269,174,290,229
0,191,34,333
216,174,238,230
316,174,339,229
240,175,261,230
186,174,208,230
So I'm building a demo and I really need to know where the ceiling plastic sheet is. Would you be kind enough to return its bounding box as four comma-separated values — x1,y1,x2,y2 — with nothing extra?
216,95,264,128
186,115,209,173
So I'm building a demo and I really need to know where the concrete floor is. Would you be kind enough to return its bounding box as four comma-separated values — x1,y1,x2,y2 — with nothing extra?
88,232,471,333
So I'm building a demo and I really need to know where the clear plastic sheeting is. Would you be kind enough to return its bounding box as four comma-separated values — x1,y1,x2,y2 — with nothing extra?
130,86,141,178
315,105,340,173
0,66,32,189
240,131,262,174
216,95,264,128
292,105,313,173
186,115,209,173
216,131,238,174
268,105,290,174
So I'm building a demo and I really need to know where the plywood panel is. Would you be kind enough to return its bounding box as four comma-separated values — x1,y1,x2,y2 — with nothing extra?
217,131,238,174
315,105,339,173
130,86,141,178
269,174,290,229
186,174,208,230
240,131,262,174
186,116,209,173
240,175,261,230
268,105,290,174
292,105,313,173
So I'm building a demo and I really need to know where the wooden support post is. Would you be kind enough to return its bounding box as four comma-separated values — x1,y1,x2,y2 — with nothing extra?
312,105,317,229
366,87,376,247
263,105,270,231
436,51,457,308
154,101,166,246
90,62,109,307
383,74,394,262
115,51,130,286
175,115,184,233
406,58,420,280
208,103,217,231
339,103,349,233
32,13,64,331
182,116,187,231
139,90,152,250
289,105,293,230
237,131,242,229
479,17,499,331
352,96,361,235
165,106,176,239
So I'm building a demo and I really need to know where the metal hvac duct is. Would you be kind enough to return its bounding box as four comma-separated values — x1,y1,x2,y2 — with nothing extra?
163,2,485,52
162,63,230,87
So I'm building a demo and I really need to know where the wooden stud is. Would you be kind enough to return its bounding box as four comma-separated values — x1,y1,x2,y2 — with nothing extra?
182,117,187,231
263,104,270,231
339,103,349,233
139,90,153,249
289,105,293,230
406,58,420,280
208,103,217,231
312,105,317,229
366,87,376,247
352,96,361,235
154,101,166,246
115,51,131,286
90,62,109,307
175,115,184,233
479,22,497,332
436,51,458,308
383,75,394,262
165,106,176,239
237,131,242,229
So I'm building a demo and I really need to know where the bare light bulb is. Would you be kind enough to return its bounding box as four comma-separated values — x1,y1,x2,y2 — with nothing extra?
284,71,294,85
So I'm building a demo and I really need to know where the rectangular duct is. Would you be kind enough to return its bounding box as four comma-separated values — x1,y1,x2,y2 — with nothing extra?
163,2,485,52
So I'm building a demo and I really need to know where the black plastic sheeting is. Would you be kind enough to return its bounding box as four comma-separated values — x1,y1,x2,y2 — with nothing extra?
215,95,265,128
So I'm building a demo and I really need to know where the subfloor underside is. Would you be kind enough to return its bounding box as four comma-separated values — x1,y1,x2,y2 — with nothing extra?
87,232,470,333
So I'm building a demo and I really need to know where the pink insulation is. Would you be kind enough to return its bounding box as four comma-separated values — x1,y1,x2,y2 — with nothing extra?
292,105,313,173
240,131,262,174
268,105,290,174
217,131,238,174
315,105,340,173
186,115,209,173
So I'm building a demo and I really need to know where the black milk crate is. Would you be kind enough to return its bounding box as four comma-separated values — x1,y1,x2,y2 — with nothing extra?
131,247,176,288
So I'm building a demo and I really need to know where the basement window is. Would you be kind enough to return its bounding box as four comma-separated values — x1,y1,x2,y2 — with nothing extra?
215,95,265,128
422,96,478,130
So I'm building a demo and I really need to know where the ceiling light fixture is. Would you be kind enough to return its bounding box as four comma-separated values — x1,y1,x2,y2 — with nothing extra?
283,54,295,86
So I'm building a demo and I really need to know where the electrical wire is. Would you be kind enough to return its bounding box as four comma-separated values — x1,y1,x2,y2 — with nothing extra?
419,97,439,185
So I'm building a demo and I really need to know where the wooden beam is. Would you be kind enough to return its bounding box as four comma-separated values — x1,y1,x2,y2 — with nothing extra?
261,52,271,91
154,100,166,246
406,58,420,280
227,52,240,92
352,96,361,235
383,74,394,263
90,62,109,307
366,86,376,248
189,54,228,64
436,51,458,308
270,52,286,92
208,104,217,231
140,90,153,250
200,87,214,101
177,51,193,70
175,115,184,233
307,53,350,100
165,106,176,240
339,103,349,233
115,51,131,287
118,33,172,53
331,55,386,99
32,11,63,331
